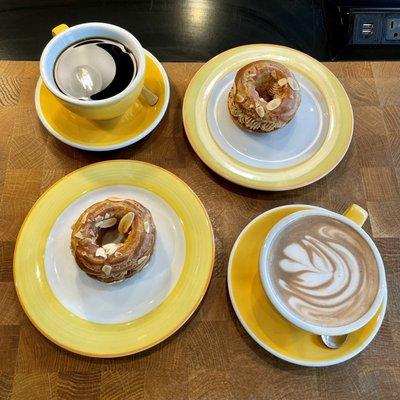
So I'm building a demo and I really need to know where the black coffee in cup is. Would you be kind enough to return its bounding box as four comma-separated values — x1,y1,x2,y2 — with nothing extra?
53,38,137,101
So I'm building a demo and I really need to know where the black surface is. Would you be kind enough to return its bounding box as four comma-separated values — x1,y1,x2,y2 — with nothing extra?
0,0,329,61
2,0,400,62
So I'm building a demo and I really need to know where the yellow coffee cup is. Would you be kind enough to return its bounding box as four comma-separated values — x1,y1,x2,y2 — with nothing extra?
40,23,145,120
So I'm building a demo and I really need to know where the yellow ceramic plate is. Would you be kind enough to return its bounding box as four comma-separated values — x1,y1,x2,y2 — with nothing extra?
183,44,353,190
14,161,214,357
35,51,169,151
228,205,387,367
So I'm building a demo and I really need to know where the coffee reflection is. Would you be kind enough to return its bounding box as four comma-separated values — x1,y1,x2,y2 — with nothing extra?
54,38,137,101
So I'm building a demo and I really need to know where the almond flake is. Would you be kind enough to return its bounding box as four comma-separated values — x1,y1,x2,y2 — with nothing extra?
95,217,117,228
108,197,126,202
74,231,84,240
235,94,245,103
233,82,237,95
137,256,148,266
256,105,265,118
144,220,150,234
102,243,121,256
118,212,135,234
95,247,107,259
271,70,277,79
104,213,110,219
81,213,88,224
287,77,299,91
102,265,112,277
278,78,287,87
266,98,281,111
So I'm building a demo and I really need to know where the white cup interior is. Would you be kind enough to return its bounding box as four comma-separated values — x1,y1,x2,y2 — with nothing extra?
40,22,145,106
259,209,386,336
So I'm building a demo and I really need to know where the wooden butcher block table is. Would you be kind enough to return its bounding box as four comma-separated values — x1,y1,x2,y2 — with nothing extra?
0,61,399,399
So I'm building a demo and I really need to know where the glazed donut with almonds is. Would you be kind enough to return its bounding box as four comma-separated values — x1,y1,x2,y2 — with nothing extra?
228,60,301,133
71,198,156,283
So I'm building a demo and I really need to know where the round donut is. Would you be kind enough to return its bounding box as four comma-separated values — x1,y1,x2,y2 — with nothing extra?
71,198,156,283
227,60,301,133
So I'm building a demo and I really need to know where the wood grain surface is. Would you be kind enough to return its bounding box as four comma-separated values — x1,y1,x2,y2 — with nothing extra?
0,61,399,399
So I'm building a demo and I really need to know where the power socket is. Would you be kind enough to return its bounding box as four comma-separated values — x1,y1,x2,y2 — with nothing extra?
351,11,400,45
384,16,400,41
352,13,383,45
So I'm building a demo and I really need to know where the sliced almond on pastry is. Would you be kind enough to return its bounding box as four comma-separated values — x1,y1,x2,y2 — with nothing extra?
118,212,135,234
95,247,107,259
95,217,117,228
278,78,287,87
137,255,149,266
287,77,299,91
81,213,88,224
102,243,121,256
74,231,84,240
256,105,265,118
102,264,112,277
266,98,281,111
144,220,151,234
235,94,245,103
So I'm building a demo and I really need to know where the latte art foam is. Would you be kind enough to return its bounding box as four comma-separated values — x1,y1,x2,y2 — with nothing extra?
269,216,379,327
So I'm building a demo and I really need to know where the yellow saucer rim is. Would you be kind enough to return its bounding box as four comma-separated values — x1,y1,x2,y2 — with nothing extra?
227,204,387,367
182,44,354,191
13,160,215,357
35,50,170,151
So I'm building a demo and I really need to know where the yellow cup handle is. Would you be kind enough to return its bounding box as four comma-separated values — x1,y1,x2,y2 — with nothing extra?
52,24,69,37
343,204,368,227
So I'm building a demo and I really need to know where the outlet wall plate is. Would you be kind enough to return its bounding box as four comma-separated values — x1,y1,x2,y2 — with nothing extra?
352,13,384,45
383,15,400,42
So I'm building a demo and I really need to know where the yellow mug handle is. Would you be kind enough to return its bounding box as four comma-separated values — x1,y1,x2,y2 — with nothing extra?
52,24,69,37
343,204,368,227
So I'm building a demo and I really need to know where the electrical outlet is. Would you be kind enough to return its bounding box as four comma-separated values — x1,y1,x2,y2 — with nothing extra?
385,16,400,41
352,13,383,45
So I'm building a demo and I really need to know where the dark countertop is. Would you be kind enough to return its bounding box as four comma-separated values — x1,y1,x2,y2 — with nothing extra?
0,0,329,61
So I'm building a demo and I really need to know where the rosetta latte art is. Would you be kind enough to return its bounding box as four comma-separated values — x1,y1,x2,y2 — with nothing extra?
269,216,379,327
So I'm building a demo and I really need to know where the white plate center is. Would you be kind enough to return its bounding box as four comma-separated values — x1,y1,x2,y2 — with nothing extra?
207,71,329,169
45,185,186,324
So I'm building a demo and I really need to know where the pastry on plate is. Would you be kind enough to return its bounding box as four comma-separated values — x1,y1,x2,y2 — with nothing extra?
228,60,301,133
71,198,156,283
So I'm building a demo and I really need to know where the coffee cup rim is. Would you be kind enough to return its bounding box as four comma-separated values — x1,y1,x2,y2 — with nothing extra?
259,208,386,336
39,22,145,107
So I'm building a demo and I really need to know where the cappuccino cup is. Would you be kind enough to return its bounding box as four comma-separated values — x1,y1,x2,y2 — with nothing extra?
40,23,146,120
259,204,386,336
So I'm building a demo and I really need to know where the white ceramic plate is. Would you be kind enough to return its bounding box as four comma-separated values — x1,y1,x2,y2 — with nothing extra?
45,185,186,324
207,70,329,169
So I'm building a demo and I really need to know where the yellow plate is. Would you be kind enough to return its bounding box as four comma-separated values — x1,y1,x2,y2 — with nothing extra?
228,205,387,367
14,161,214,357
35,51,169,151
182,44,353,190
